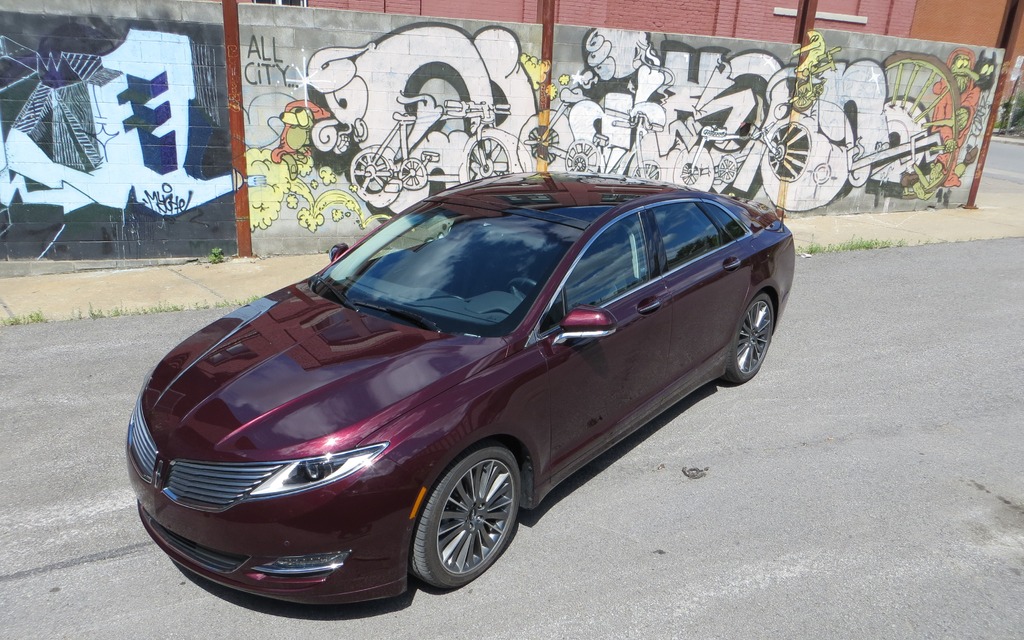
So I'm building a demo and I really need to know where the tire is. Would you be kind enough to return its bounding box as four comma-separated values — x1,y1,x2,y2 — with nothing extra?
410,444,520,589
722,293,774,384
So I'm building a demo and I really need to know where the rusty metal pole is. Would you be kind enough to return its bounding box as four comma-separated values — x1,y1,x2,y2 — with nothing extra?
222,0,253,257
775,0,819,221
536,0,556,172
965,0,1023,209
793,0,820,49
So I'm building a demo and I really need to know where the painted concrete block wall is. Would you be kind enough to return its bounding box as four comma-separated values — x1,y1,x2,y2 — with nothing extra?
2,2,1002,260
240,6,1002,255
544,25,1000,215
239,5,543,255
0,0,236,261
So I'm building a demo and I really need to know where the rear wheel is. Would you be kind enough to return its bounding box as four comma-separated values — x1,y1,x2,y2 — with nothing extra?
722,293,774,384
411,444,520,589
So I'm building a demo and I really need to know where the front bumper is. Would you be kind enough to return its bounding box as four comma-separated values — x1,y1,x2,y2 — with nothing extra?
129,454,417,604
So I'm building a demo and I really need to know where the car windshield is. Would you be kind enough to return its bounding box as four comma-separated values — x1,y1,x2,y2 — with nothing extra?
320,207,580,337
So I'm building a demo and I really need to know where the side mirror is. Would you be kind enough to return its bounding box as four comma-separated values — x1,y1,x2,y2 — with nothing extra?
328,242,350,263
553,305,617,345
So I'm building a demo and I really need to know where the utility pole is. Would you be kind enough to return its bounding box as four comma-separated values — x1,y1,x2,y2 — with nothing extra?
966,0,1023,209
774,0,820,220
536,0,556,172
793,0,821,49
222,0,253,257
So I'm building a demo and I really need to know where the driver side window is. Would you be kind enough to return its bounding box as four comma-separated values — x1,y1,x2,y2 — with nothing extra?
542,213,649,331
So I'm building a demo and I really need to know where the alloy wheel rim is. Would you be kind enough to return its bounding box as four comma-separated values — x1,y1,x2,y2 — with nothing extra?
437,459,514,575
737,300,772,374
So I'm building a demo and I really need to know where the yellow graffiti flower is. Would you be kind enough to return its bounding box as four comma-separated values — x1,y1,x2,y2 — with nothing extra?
297,207,325,233
286,194,299,209
558,74,570,86
319,166,339,185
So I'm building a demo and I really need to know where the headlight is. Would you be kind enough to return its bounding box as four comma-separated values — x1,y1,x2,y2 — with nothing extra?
249,443,388,498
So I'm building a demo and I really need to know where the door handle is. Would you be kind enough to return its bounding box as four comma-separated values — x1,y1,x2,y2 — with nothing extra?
637,297,662,315
722,256,742,271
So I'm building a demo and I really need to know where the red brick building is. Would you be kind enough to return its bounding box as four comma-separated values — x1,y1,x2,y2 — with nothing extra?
250,0,1019,55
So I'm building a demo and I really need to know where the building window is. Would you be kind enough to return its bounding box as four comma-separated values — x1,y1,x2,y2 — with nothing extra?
253,0,307,7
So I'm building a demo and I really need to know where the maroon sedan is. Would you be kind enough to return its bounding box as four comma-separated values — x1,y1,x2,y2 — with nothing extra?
127,172,794,604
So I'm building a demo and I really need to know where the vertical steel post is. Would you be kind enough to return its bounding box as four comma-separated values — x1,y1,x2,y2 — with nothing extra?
222,0,253,257
536,0,556,172
966,0,1023,209
793,0,820,49
775,0,819,220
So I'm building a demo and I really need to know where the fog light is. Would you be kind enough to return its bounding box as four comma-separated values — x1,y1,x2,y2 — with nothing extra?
252,551,350,576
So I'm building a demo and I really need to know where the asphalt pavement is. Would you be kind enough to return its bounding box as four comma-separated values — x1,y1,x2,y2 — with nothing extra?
1,238,1021,638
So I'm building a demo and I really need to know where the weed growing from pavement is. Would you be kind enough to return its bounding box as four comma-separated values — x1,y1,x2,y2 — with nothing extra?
802,237,908,254
208,247,225,264
0,310,46,326
2,296,262,326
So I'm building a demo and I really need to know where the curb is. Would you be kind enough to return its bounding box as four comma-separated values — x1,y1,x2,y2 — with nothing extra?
0,257,198,279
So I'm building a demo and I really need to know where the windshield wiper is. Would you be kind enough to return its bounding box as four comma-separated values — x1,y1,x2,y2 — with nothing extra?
352,301,442,332
309,273,355,310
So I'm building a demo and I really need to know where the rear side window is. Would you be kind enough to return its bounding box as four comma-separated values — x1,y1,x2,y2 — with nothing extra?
650,202,722,269
700,202,747,241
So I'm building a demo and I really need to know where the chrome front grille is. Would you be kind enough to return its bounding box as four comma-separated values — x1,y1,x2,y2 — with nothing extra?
165,460,283,510
148,515,249,573
128,401,158,482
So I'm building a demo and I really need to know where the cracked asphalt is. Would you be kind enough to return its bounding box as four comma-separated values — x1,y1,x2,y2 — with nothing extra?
1,238,1022,639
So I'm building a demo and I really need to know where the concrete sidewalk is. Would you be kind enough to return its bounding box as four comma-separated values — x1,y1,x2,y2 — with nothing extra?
1,183,1021,324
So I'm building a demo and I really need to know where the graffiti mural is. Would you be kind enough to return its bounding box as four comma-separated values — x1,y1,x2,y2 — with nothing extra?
540,27,998,213
243,21,540,249
0,14,233,260
242,13,1000,253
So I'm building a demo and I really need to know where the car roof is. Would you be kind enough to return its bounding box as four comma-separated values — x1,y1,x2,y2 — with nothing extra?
426,172,689,230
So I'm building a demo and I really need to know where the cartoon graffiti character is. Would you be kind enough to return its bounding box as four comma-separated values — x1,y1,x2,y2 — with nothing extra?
901,48,990,198
271,101,332,180
932,50,986,189
791,31,840,112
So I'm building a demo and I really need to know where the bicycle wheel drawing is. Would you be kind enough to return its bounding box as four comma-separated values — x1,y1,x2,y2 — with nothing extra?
351,147,395,195
765,123,811,182
399,158,428,190
565,141,601,172
467,137,511,180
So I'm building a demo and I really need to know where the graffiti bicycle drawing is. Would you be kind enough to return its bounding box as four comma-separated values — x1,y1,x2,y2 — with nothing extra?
562,111,664,179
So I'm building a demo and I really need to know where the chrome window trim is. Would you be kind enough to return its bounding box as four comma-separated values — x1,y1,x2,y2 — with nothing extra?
529,197,750,345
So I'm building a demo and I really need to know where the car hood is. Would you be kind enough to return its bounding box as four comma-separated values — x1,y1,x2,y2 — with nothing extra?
142,283,507,461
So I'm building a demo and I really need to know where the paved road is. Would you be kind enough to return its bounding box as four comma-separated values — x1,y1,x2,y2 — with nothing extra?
981,139,1024,187
1,239,1023,639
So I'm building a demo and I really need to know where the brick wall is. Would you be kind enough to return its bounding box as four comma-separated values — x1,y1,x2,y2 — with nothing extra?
911,0,1004,46
301,0,920,41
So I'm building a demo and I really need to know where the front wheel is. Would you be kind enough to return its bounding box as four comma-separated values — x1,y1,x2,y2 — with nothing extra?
722,293,774,384
410,444,520,589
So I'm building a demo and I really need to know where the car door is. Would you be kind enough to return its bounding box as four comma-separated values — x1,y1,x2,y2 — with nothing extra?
536,211,673,483
648,200,751,383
